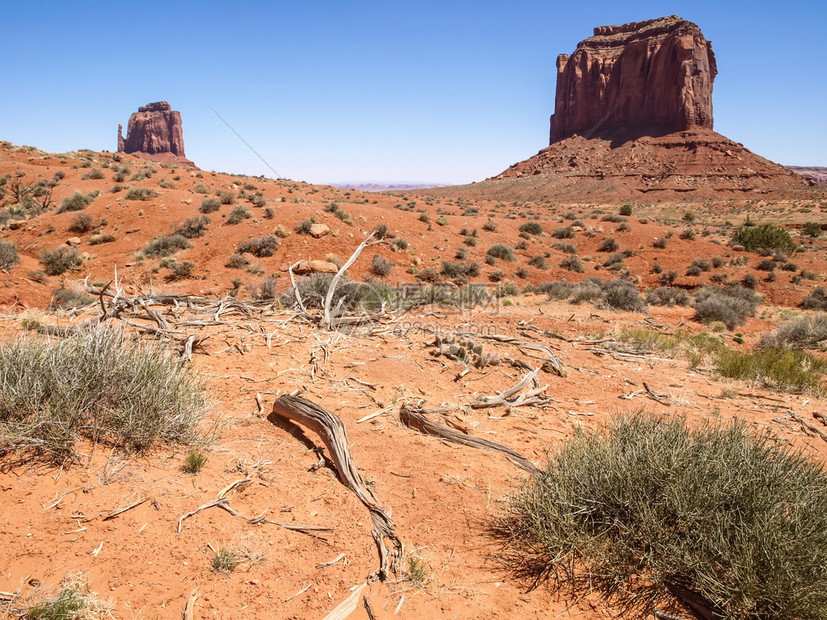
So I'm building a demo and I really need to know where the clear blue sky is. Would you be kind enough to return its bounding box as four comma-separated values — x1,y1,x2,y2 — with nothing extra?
1,1,824,184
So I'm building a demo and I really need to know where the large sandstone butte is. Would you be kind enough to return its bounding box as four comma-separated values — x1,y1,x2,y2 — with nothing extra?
549,15,715,143
117,101,195,168
488,16,813,198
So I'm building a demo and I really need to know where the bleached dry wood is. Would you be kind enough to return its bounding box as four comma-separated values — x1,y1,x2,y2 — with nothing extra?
321,232,385,330
470,368,550,409
459,332,567,377
182,588,198,620
399,406,539,474
322,584,367,620
102,497,148,521
177,498,240,533
270,394,403,581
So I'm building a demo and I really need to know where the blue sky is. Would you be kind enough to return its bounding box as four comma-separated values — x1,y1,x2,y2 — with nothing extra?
1,1,824,184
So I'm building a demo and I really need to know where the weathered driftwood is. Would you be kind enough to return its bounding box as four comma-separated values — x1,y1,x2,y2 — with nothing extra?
270,394,403,581
458,332,567,377
470,368,550,409
399,406,539,474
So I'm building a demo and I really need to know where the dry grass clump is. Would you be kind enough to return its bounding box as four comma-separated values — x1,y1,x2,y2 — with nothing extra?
0,326,210,462
496,414,827,619
0,240,20,271
716,348,826,394
645,286,691,307
142,234,191,258
21,572,113,619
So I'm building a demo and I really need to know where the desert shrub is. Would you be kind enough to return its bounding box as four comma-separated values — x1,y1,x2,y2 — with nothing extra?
600,214,625,223
756,259,776,271
646,286,691,307
247,192,266,208
463,236,478,247
694,285,760,329
174,215,211,239
552,241,576,254
67,212,94,234
226,205,252,224
216,189,236,205
237,235,279,258
225,253,248,269
455,246,468,260
519,222,543,236
780,261,798,272
124,187,157,201
193,183,209,194
552,226,575,239
489,270,504,283
487,244,516,262
570,280,603,305
263,207,274,219
39,246,81,275
143,234,191,258
598,237,619,252
802,221,822,238
371,254,393,277
679,229,696,240
212,548,241,573
50,287,95,310
496,280,520,297
165,260,194,279
541,281,574,301
742,272,758,289
441,260,480,280
802,288,827,311
497,414,827,619
712,256,725,268
692,258,711,272
199,197,221,213
0,240,20,271
81,168,105,180
89,234,116,246
0,326,209,461
391,238,409,250
294,218,314,235
57,191,95,213
759,313,827,350
109,184,126,193
652,237,668,249
183,450,207,474
619,204,633,216
482,219,498,232
601,279,647,313
717,348,826,393
686,265,703,276
560,254,584,273
250,275,280,300
528,255,549,270
24,573,113,619
732,224,796,254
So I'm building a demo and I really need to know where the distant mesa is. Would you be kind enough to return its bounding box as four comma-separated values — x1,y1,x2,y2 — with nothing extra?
787,166,827,184
491,16,812,198
117,101,196,168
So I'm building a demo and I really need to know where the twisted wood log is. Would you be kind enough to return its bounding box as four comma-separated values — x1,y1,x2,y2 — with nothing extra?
270,395,402,582
399,406,539,474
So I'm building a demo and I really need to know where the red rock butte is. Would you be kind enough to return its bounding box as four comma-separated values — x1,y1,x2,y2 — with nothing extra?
489,16,814,198
549,15,716,143
117,101,196,168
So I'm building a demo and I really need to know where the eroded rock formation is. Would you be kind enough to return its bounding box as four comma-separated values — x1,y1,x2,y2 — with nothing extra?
117,101,195,167
549,16,716,143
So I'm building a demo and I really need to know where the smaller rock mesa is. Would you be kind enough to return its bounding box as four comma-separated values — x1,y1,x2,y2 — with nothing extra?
117,101,196,168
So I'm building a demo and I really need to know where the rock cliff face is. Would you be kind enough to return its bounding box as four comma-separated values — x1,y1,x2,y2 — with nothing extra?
549,16,716,143
117,102,195,167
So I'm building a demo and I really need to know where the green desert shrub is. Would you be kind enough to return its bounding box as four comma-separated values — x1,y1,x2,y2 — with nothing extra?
717,348,826,393
0,240,20,271
39,246,81,275
601,279,647,313
226,205,252,224
552,226,575,239
81,168,105,180
143,234,191,258
552,241,576,254
199,197,221,213
225,253,248,269
216,189,236,205
497,414,827,619
802,288,827,311
237,235,279,258
694,285,760,329
518,222,543,236
619,204,633,216
0,326,209,461
487,243,516,262
371,254,393,277
294,218,314,235
731,224,796,255
50,287,95,310
67,212,94,234
57,191,96,213
124,187,158,201
174,215,211,239
165,260,195,279
645,286,691,307
528,255,549,270
802,221,822,238
598,237,619,252
560,254,584,273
